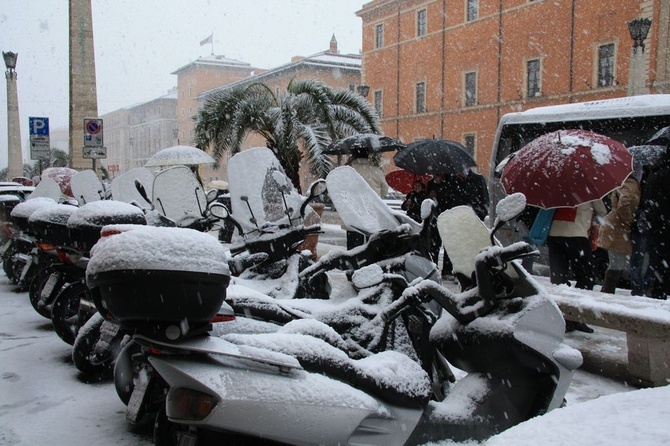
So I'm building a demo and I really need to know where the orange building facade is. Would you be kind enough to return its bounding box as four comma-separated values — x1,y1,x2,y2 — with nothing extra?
172,55,256,147
357,0,669,174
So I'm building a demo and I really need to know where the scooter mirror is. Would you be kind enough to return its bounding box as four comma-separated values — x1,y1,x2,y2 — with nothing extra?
351,264,384,289
206,189,218,204
208,202,230,219
308,179,327,198
496,193,527,223
134,179,153,210
491,193,527,244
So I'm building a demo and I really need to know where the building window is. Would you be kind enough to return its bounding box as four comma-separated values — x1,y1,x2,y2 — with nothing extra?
415,82,426,113
417,9,427,37
598,43,615,87
349,84,356,92
467,0,478,22
527,59,541,97
465,72,477,106
463,134,476,157
375,24,384,49
374,90,383,117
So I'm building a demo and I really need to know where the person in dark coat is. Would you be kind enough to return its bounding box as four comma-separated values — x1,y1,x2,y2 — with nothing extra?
401,180,428,222
634,151,670,299
427,168,490,278
425,174,452,272
444,168,490,220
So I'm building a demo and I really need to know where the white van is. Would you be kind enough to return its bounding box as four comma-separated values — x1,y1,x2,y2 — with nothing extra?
487,94,670,273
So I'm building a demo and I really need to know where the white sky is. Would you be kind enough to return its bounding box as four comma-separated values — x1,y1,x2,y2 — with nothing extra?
0,0,368,168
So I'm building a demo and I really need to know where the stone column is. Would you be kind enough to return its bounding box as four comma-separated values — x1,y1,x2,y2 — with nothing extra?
4,54,23,180
628,48,650,96
69,0,99,171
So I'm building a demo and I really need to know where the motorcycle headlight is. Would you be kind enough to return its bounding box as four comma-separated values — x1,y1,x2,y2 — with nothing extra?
169,388,219,420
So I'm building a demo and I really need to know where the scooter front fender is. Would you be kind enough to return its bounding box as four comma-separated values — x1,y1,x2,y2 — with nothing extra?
150,354,424,446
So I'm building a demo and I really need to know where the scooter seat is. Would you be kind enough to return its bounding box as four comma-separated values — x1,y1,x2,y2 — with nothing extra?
224,331,432,408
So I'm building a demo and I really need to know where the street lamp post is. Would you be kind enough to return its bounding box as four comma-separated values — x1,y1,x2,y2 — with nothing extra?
627,18,652,96
3,51,24,180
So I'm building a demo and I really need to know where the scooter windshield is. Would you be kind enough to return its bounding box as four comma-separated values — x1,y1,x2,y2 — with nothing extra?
110,167,154,209
228,148,304,235
71,170,106,205
152,166,207,226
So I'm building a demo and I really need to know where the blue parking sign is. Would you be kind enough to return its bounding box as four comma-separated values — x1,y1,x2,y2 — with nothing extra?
29,117,49,136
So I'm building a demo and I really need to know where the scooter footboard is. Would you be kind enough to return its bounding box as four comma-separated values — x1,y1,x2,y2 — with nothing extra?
150,355,423,446
410,372,547,444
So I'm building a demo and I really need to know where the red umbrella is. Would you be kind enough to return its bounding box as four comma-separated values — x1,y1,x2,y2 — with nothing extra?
385,169,432,194
500,129,633,209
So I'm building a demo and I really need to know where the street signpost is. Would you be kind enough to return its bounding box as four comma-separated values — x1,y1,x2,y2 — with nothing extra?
29,117,50,161
83,117,106,159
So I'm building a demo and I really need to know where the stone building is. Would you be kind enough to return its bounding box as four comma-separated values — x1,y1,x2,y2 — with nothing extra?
356,0,669,173
100,90,178,177
172,55,256,148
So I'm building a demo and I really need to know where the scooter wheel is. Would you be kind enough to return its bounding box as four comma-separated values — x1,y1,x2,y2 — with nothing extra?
153,405,184,446
114,340,142,405
72,313,110,374
51,281,89,345
154,405,267,446
3,249,18,284
28,267,57,319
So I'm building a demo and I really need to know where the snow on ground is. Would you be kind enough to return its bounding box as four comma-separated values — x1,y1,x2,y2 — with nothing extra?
2,223,668,445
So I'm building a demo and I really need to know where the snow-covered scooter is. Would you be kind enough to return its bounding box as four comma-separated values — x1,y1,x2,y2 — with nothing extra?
88,182,581,444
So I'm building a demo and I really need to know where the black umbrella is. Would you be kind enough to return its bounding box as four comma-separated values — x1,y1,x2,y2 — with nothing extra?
322,134,406,156
646,126,670,146
393,139,476,175
629,144,667,179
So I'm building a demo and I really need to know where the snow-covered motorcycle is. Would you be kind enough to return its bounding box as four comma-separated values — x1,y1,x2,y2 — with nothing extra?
88,187,581,445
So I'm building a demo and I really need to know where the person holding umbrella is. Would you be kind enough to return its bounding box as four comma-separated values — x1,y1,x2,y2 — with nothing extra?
426,167,489,278
597,174,641,294
394,139,482,278
401,180,428,222
547,201,607,302
634,129,670,300
500,129,634,329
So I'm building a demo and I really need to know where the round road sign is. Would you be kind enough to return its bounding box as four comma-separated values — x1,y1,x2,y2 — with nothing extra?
86,120,101,134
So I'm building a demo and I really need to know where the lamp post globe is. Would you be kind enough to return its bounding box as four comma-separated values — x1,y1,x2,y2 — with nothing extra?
627,18,652,53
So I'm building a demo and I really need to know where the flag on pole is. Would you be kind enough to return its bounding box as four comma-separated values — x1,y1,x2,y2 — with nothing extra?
199,33,213,46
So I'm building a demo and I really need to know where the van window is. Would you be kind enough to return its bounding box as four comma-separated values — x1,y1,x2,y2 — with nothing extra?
490,95,670,172
493,115,668,169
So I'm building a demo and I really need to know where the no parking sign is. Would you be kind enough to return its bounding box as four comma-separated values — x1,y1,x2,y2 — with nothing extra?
83,117,106,159
84,118,103,147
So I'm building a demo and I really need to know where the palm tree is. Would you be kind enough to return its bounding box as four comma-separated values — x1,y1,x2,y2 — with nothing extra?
49,148,70,168
194,78,381,191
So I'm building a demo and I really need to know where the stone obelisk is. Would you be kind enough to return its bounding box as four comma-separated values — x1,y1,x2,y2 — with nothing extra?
69,0,98,170
4,52,24,180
